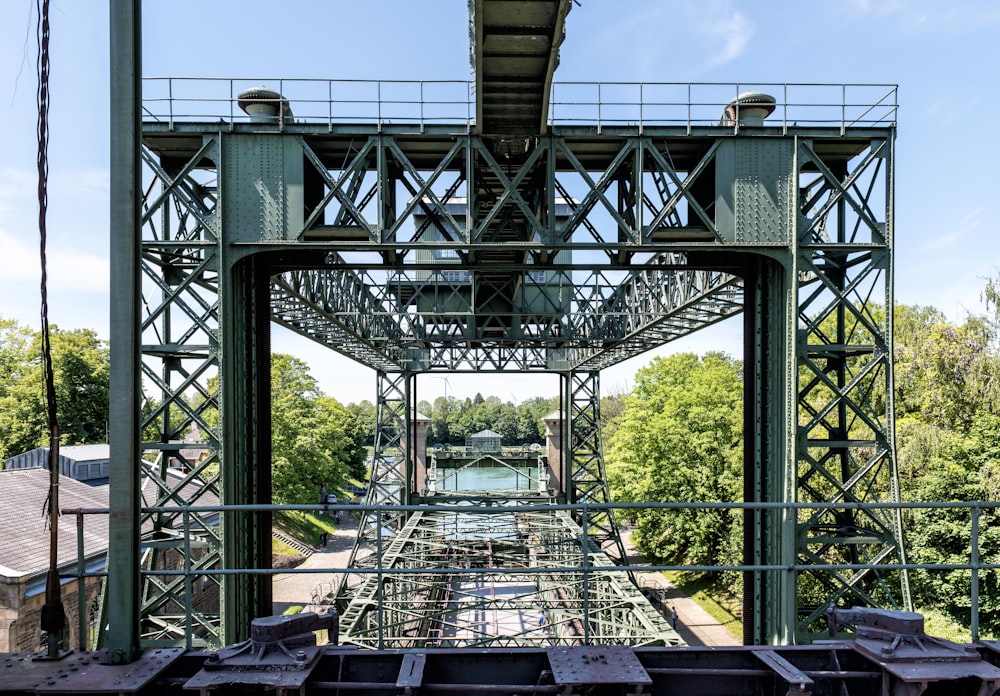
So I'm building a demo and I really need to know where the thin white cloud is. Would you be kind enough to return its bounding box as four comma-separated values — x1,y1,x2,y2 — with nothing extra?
0,166,34,202
845,0,1000,31
919,207,981,252
694,2,755,70
572,0,754,79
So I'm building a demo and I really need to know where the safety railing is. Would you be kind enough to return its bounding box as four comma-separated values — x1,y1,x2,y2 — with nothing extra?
63,497,992,651
141,78,897,134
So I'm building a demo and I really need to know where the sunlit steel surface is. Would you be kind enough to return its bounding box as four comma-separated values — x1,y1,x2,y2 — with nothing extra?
99,0,912,660
332,507,680,649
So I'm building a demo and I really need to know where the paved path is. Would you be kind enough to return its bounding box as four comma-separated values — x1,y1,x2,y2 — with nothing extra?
272,514,740,647
272,511,358,616
620,529,741,647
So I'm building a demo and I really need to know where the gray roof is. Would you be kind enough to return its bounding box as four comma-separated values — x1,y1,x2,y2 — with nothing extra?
57,444,110,461
0,468,110,578
471,429,502,438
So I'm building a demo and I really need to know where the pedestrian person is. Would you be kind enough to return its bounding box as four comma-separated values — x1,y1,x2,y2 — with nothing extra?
538,610,547,627
670,605,678,629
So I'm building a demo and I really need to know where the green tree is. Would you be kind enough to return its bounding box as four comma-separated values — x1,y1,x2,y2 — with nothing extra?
270,354,365,504
906,412,1000,636
894,304,998,432
606,352,744,594
0,323,109,460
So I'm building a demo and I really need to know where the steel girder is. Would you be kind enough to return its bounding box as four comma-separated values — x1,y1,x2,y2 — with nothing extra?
337,508,680,649
789,136,910,637
131,137,226,648
567,372,628,568
245,133,750,372
472,0,571,135
337,371,410,603
121,115,909,655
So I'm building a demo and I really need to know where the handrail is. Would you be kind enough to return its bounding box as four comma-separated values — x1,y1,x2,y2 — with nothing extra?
140,78,897,132
65,496,986,649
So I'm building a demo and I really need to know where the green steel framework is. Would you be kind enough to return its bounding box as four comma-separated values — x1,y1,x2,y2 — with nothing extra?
108,0,908,663
113,104,910,651
335,506,681,649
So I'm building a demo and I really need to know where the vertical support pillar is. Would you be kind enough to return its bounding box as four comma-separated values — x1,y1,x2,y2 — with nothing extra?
792,134,910,639
568,371,628,566
339,371,408,601
106,0,141,664
219,253,272,644
744,255,796,645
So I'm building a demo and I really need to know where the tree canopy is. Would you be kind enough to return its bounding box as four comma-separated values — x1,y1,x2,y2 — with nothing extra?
0,320,109,460
269,353,367,504
606,352,744,595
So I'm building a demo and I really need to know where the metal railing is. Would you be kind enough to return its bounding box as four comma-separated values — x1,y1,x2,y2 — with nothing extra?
63,497,992,650
141,78,897,133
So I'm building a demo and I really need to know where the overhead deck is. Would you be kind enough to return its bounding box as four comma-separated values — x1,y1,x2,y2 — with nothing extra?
472,0,571,135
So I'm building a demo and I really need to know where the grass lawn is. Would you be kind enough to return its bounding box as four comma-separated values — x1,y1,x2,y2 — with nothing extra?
273,509,338,550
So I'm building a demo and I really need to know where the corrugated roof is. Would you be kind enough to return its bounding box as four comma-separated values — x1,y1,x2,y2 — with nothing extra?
0,468,110,578
53,444,110,461
4,444,110,469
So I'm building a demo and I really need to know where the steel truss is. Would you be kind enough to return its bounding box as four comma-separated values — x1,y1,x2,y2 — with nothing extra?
337,508,680,649
338,371,408,599
118,97,909,651
791,136,910,633
568,372,628,566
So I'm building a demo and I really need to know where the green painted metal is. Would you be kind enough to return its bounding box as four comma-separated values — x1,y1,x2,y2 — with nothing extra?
567,372,628,567
107,0,143,664
336,507,681,648
116,67,909,659
336,371,409,605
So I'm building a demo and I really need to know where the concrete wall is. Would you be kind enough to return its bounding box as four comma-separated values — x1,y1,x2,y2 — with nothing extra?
543,414,564,499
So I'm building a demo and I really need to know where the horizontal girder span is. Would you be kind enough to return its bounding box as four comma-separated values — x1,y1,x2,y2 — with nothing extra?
336,508,682,649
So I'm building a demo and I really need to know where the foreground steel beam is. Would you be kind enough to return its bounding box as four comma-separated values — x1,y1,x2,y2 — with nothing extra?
9,608,1000,694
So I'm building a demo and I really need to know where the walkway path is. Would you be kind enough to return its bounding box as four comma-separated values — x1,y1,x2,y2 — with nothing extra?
272,513,740,647
620,529,741,647
272,510,358,616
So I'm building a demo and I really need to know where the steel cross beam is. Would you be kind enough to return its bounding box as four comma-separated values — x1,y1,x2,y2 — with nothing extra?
337,508,680,649
114,75,909,659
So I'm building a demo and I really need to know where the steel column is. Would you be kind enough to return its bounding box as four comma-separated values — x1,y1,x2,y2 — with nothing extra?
106,0,142,664
568,372,628,566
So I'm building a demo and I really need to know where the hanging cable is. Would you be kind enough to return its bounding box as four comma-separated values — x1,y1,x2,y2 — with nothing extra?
36,0,67,655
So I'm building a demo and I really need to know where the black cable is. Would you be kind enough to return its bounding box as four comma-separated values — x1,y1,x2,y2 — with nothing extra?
36,0,67,647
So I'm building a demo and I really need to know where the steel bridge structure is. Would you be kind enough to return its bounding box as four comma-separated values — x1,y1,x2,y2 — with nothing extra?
102,0,911,667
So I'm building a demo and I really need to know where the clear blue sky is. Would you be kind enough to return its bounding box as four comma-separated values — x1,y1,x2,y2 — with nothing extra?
1,1,998,405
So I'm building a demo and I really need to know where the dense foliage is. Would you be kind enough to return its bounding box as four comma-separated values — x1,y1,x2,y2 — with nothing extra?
606,352,744,597
0,321,109,460
602,277,1000,638
417,394,558,446
269,354,367,504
